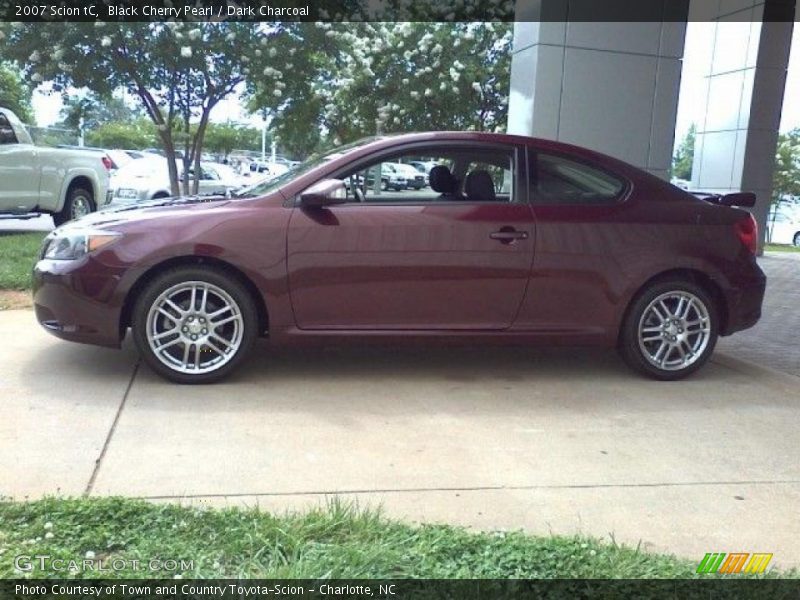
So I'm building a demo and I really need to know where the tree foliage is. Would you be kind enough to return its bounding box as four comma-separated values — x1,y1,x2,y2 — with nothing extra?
203,121,265,157
671,123,695,181
249,22,512,157
0,62,33,123
85,119,156,150
1,20,514,178
0,22,282,195
58,92,142,131
773,128,800,202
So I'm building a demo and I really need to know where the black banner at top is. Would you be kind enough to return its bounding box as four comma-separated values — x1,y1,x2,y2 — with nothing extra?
0,0,796,22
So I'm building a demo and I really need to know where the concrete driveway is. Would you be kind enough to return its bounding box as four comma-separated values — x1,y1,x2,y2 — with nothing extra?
2,308,799,569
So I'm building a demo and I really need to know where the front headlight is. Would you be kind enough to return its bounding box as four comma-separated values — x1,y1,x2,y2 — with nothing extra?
43,230,122,260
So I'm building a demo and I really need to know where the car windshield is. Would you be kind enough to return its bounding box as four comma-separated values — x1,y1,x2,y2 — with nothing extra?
232,137,376,198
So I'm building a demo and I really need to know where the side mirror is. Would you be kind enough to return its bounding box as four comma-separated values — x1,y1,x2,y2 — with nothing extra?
300,179,347,207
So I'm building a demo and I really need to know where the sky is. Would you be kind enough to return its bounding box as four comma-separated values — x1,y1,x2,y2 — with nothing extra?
31,22,800,145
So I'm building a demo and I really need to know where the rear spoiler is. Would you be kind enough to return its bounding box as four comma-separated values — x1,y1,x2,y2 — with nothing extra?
689,191,756,208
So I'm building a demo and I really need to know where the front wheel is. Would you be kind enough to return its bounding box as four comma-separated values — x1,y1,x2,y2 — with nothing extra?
619,280,718,380
53,186,94,226
793,232,800,247
132,266,258,384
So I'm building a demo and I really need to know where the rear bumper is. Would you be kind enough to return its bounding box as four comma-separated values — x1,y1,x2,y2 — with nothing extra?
720,264,767,336
32,258,124,348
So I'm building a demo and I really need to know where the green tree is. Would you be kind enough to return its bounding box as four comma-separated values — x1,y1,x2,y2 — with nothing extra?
772,129,800,203
203,122,265,158
1,22,279,196
59,92,142,132
0,62,33,123
671,123,695,181
248,22,513,157
85,119,155,150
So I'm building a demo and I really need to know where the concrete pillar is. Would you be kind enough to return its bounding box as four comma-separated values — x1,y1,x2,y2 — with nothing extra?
508,1,688,180
690,0,795,250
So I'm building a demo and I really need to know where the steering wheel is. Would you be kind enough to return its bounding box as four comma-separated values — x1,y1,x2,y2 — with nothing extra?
353,187,366,203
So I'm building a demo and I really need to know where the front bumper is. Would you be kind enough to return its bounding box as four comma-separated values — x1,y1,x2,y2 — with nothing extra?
32,257,125,348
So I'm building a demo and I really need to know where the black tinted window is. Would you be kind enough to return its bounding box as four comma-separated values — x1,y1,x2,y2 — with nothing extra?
0,113,17,145
533,153,624,205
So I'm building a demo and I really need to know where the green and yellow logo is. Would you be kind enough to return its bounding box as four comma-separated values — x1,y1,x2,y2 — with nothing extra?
696,552,773,574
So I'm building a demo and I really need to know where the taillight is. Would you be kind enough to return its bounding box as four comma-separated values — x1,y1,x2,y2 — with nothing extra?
101,156,114,171
734,214,758,254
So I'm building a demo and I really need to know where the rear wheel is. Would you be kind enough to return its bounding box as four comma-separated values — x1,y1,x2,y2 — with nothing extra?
793,232,800,247
132,266,258,384
619,280,718,380
53,186,94,226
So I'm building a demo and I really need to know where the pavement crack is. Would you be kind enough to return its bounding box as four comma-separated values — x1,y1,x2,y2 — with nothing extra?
139,478,800,501
84,361,140,497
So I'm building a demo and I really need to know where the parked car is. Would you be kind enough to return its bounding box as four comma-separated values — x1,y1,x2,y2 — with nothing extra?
408,160,441,175
33,132,765,384
57,146,134,172
362,163,406,191
766,209,800,246
109,156,246,203
0,107,111,225
390,162,427,189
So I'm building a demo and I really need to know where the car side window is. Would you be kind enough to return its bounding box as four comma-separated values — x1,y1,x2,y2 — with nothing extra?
532,152,624,205
0,113,18,145
337,146,515,204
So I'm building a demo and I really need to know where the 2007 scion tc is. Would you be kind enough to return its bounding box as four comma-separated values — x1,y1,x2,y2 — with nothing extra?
33,132,766,384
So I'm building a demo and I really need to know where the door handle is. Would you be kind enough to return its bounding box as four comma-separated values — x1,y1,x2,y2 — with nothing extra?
490,228,529,244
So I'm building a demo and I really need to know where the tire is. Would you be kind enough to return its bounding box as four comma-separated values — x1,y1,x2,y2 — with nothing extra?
53,186,94,226
618,279,718,381
793,232,800,247
131,266,258,384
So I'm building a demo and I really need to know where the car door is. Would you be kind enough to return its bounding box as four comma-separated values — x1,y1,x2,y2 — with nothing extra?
286,142,535,330
0,110,39,212
519,146,632,335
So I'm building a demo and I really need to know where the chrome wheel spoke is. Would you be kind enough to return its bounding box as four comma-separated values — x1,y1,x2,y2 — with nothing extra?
181,343,191,368
212,315,239,328
164,298,185,317
200,285,209,313
211,333,234,349
208,305,232,319
205,339,228,357
681,298,694,319
157,307,179,322
153,327,179,341
157,338,183,352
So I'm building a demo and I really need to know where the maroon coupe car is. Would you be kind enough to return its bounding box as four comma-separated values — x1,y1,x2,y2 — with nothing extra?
33,132,765,383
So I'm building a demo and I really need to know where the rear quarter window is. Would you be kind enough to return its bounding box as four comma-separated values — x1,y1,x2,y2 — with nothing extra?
532,152,625,205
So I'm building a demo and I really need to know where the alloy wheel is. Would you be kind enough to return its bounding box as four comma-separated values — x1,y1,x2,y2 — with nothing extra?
637,291,711,371
146,281,244,374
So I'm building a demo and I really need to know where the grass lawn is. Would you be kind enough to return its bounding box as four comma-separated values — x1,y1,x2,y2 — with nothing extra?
765,243,800,253
0,497,792,580
0,232,46,291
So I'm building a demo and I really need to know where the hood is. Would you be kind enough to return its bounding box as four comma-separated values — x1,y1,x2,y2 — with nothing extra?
64,195,231,231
